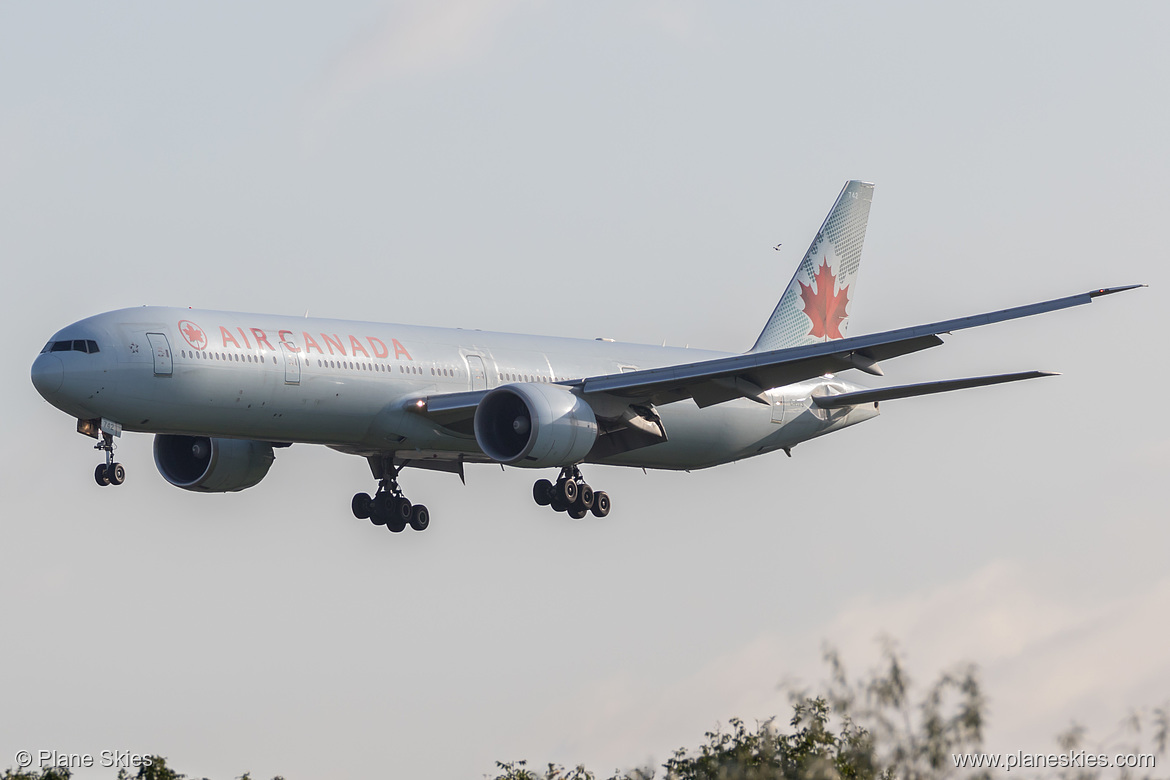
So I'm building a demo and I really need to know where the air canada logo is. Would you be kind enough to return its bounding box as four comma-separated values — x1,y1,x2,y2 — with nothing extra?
178,320,207,350
799,258,850,340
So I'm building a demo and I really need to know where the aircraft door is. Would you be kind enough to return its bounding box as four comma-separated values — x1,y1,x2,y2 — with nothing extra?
771,393,784,424
466,355,486,391
278,341,301,385
146,333,173,376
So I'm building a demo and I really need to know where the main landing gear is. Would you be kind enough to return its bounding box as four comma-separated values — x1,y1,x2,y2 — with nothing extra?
93,432,126,487
351,462,430,533
533,466,610,519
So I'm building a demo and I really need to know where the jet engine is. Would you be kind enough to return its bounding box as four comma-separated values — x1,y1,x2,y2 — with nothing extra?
473,383,598,467
153,434,275,492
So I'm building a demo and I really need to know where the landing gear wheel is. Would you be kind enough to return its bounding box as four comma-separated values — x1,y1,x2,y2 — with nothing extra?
386,508,407,533
359,459,434,535
94,464,110,486
107,462,126,486
590,491,611,518
543,467,612,519
351,493,372,519
369,493,390,525
533,479,553,506
385,497,410,532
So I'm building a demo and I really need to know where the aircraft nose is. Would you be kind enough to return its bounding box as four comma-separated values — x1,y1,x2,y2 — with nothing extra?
31,354,65,398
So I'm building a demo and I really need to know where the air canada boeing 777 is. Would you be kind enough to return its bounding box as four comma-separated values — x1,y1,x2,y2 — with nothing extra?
31,182,1141,533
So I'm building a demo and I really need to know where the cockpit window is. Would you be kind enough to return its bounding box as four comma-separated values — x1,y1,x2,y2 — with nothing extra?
45,340,100,354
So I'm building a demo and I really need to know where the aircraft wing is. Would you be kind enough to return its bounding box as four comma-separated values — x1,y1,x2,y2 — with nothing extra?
578,285,1140,408
415,285,1139,423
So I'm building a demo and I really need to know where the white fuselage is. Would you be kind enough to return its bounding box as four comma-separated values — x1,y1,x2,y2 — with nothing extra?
31,306,878,471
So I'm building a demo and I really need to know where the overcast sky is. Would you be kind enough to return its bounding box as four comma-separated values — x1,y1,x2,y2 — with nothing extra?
2,2,1167,778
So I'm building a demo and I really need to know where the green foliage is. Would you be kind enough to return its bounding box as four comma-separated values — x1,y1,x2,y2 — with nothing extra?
3,646,1165,780
660,704,881,780
115,756,184,780
2,759,284,780
820,642,985,780
491,760,604,780
2,768,73,780
488,644,1166,780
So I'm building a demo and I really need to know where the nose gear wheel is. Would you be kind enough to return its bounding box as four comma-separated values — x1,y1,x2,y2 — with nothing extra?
93,431,126,487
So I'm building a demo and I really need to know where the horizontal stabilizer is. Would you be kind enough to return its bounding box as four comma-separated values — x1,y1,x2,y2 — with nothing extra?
811,371,1058,409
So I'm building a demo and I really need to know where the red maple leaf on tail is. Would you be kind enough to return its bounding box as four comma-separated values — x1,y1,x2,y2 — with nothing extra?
798,258,850,339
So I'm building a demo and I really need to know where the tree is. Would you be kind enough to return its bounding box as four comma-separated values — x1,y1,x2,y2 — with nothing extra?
2,768,73,780
489,644,1166,780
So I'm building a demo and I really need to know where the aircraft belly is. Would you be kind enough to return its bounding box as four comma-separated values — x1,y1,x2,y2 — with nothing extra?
593,399,775,470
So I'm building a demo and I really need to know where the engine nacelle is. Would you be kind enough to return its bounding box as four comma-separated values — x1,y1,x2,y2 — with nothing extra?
153,434,275,493
473,383,598,467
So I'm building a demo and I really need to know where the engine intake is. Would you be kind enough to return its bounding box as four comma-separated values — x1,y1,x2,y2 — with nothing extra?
473,383,597,467
153,434,275,492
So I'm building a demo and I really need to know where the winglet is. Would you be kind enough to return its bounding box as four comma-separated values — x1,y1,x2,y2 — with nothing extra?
1089,284,1146,298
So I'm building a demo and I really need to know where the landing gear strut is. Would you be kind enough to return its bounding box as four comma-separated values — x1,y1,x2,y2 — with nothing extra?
351,460,430,533
93,432,126,487
533,466,610,519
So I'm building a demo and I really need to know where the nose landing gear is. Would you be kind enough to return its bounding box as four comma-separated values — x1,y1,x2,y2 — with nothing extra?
351,461,430,533
533,466,609,519
93,431,126,487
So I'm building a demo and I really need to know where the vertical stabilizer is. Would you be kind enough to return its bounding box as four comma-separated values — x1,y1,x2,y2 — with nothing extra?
750,180,874,353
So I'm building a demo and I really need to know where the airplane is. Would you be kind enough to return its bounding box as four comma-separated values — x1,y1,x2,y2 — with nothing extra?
30,181,1141,534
